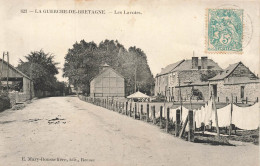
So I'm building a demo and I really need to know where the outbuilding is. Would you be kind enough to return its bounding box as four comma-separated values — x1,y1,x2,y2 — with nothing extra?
90,64,125,98
209,62,259,103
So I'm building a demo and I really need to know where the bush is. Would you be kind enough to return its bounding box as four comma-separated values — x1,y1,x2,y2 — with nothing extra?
0,92,11,112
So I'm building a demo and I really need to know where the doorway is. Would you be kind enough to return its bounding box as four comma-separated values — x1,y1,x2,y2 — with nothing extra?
212,84,217,98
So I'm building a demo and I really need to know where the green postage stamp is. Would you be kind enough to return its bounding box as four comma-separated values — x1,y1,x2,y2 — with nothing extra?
206,9,243,53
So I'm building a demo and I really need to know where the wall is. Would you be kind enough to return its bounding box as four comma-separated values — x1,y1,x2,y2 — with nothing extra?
230,63,258,78
154,74,170,96
8,91,31,106
209,80,260,103
155,69,221,98
172,85,209,101
90,68,125,97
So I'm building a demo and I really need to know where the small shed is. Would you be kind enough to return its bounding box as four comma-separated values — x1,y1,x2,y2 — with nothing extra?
127,91,150,102
90,64,125,98
0,58,33,95
209,62,259,103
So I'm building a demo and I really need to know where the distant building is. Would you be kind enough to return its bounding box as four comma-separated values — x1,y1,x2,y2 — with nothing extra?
155,56,223,101
0,58,34,101
90,64,125,97
209,62,259,103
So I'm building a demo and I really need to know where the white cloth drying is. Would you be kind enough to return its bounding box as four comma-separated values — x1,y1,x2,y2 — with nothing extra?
212,104,231,127
232,103,259,130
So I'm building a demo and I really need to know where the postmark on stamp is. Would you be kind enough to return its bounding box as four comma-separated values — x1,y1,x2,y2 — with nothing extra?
206,9,243,53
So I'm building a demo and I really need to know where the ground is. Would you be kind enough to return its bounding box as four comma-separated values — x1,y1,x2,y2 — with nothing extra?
0,96,259,166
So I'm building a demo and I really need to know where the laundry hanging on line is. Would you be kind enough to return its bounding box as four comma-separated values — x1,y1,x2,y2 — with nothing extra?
232,103,259,130
212,104,231,127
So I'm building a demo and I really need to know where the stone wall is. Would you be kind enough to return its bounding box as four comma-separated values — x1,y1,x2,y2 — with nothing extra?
8,91,31,106
230,63,258,78
209,80,259,103
154,74,168,96
155,69,221,98
172,85,209,101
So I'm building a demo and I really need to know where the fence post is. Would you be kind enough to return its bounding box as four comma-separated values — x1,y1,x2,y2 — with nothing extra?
246,97,248,104
129,103,132,117
188,110,194,142
134,103,137,119
146,104,150,122
152,106,156,124
140,104,143,120
166,107,170,133
125,102,128,115
121,102,124,114
235,96,237,103
117,101,119,112
160,106,163,129
175,109,180,136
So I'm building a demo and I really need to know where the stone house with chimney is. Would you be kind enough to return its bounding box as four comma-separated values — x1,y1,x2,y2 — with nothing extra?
209,62,259,103
155,57,223,101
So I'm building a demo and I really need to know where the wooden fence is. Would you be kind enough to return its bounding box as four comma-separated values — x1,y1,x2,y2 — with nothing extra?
78,95,195,142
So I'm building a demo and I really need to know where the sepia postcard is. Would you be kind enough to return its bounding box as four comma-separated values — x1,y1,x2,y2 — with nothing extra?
0,0,259,165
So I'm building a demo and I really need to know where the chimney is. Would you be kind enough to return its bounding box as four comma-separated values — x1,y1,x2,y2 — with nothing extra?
201,56,208,69
192,57,198,69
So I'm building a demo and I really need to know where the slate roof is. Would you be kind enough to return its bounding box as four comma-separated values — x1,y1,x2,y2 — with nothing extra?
0,58,31,80
156,58,222,77
174,59,222,71
156,60,184,77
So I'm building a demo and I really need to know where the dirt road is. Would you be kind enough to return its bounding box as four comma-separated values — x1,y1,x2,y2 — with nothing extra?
0,96,258,166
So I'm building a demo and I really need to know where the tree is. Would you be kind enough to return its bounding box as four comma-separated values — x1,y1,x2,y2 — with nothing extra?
63,40,155,96
17,50,59,91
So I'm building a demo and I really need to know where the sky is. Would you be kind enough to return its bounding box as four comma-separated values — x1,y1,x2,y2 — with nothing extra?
0,0,259,81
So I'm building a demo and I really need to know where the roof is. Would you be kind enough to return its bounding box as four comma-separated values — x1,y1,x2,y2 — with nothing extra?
209,62,258,81
156,58,222,77
156,60,184,77
0,58,31,80
90,66,124,82
127,91,150,99
174,59,222,71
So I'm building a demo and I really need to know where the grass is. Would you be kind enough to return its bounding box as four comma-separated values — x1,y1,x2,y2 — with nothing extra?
228,129,259,145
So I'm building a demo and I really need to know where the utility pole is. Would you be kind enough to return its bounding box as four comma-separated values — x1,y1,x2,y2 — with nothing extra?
7,52,9,92
0,53,4,92
212,94,220,139
178,76,183,119
1,52,9,92
134,65,137,92
30,63,32,100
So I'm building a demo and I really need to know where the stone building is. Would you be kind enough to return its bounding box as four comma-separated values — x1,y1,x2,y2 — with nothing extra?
90,64,125,98
209,62,259,103
155,57,223,101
